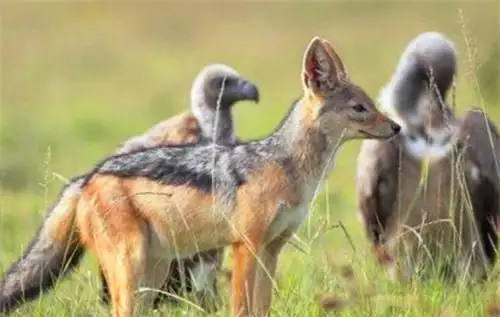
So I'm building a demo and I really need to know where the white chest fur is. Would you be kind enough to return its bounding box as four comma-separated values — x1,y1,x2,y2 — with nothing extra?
264,146,338,244
265,182,321,244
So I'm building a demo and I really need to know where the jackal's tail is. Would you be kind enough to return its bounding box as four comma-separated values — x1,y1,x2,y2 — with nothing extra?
0,177,85,315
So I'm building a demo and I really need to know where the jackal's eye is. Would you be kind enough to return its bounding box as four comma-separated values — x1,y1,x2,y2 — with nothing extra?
353,104,367,113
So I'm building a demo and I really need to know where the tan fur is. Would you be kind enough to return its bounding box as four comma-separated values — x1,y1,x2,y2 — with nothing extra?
46,188,81,244
76,162,300,316
79,162,300,261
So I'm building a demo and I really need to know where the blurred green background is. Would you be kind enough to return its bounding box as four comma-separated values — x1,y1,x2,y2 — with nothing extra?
0,1,499,316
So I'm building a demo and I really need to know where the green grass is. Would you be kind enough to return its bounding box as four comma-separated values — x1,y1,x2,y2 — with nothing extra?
1,1,499,316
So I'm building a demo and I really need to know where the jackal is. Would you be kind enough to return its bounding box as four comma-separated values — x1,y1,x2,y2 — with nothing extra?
356,32,500,282
0,37,400,317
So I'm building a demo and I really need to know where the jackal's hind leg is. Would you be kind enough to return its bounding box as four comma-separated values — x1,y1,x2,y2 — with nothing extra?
99,243,146,317
96,221,147,317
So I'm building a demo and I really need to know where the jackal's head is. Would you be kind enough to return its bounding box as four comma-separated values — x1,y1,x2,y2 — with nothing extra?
301,37,400,141
191,64,260,113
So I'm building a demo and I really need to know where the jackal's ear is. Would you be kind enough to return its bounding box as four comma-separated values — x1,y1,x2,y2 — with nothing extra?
321,39,348,79
302,37,339,93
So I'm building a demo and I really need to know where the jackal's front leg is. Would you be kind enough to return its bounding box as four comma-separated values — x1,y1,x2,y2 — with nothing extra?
252,232,292,317
231,222,273,317
231,240,259,317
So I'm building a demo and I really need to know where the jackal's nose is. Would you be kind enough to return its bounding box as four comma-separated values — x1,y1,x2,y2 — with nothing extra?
391,123,401,134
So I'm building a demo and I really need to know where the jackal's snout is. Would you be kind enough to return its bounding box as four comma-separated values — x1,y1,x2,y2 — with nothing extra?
391,122,401,134
362,113,401,138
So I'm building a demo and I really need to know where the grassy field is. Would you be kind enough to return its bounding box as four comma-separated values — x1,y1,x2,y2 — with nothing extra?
1,1,499,316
